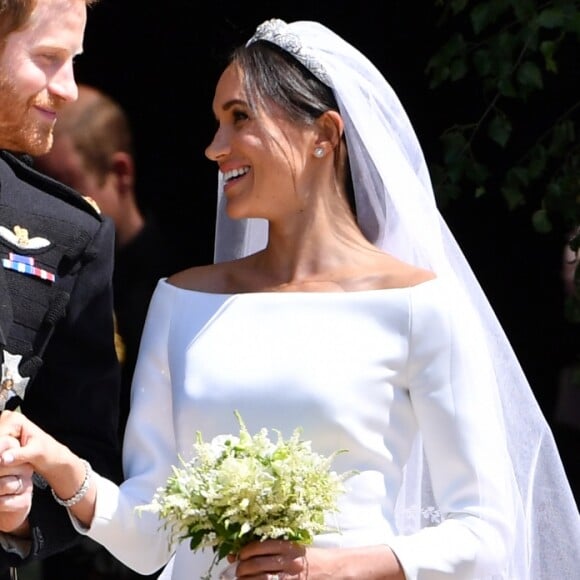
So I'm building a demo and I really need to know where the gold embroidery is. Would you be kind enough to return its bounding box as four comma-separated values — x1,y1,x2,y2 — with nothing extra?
13,225,29,247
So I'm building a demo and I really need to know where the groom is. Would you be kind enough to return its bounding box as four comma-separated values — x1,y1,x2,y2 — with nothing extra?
0,0,122,577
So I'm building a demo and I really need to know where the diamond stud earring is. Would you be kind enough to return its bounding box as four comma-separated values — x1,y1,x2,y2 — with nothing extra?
314,146,325,158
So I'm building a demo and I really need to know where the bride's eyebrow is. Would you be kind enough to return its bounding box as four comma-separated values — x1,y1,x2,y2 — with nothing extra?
222,99,248,112
212,99,248,122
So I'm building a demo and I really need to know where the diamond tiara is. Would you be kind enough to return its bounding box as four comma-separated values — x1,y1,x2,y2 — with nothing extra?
248,19,331,85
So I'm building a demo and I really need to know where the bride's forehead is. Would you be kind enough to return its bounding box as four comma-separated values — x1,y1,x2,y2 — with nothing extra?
214,65,246,100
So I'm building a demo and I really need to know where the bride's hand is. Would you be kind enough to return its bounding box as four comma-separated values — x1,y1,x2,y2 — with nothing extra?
231,539,308,579
232,542,405,579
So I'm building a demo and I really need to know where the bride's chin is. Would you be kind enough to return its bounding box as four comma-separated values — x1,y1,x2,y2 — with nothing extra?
225,199,254,221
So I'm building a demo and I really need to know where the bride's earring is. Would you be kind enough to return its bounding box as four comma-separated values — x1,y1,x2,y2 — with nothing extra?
314,146,325,158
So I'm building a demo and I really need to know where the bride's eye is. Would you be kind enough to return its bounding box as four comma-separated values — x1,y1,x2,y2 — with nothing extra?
232,109,249,124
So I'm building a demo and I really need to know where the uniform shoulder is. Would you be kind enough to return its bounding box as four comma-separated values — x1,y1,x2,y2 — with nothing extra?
0,151,103,221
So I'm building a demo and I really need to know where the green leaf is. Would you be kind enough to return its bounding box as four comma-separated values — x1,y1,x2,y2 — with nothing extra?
470,3,489,34
432,164,462,206
441,130,468,164
501,185,525,209
507,166,531,187
537,8,565,29
546,181,563,199
549,121,576,155
218,541,233,560
532,208,553,233
450,0,469,13
465,158,490,184
438,182,463,206
497,77,518,97
496,29,517,57
470,1,509,34
426,33,467,88
473,48,492,76
487,113,512,147
527,145,547,179
516,61,543,90
450,57,468,81
540,40,558,73
513,0,536,21
567,12,580,35
188,529,206,551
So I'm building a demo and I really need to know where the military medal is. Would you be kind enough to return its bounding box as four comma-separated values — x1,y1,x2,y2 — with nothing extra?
0,351,30,409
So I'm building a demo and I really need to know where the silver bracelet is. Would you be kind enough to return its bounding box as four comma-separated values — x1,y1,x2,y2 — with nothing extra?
50,459,92,508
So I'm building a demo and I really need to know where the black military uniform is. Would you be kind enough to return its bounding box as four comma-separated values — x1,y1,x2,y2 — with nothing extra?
0,151,123,576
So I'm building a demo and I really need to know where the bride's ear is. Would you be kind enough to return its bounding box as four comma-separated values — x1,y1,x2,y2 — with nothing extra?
314,110,344,152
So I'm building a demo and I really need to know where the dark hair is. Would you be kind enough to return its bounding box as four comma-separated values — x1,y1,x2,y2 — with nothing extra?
230,40,356,213
231,40,337,125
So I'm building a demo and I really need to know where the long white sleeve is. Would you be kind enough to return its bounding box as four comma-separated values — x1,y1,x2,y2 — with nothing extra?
86,281,179,574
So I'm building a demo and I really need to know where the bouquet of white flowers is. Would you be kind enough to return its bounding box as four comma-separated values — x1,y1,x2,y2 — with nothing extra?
137,411,354,580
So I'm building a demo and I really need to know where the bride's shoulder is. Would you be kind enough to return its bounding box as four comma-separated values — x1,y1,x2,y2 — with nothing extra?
166,259,250,294
393,263,435,287
371,254,436,290
166,263,222,293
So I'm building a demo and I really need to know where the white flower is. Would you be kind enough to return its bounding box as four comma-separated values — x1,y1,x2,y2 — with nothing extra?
137,411,355,580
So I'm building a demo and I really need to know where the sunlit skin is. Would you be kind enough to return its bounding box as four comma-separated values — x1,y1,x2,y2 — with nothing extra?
0,0,87,155
205,63,321,225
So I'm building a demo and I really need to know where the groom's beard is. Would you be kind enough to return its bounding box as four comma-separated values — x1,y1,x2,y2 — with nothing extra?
0,68,57,156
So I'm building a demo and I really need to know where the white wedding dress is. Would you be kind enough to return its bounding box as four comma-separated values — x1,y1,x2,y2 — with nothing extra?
81,277,519,579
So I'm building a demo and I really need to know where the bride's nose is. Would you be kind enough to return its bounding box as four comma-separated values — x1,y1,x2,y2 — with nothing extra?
205,127,230,161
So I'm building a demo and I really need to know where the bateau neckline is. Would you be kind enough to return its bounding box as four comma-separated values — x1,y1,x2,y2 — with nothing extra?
159,276,440,297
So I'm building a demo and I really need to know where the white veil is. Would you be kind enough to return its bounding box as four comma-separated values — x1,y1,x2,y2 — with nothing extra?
214,19,580,579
